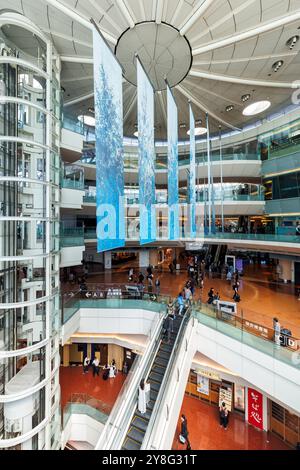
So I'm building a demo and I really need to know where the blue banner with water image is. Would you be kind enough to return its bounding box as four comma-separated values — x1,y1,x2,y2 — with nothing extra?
93,27,125,252
167,84,179,240
137,58,156,244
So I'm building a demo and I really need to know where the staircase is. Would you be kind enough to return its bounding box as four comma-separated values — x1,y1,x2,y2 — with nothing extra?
121,315,183,450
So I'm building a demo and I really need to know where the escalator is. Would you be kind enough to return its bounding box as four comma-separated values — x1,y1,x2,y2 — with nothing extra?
121,314,184,450
214,244,227,268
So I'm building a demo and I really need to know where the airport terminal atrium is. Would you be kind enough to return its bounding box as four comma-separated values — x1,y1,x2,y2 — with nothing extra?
0,0,300,454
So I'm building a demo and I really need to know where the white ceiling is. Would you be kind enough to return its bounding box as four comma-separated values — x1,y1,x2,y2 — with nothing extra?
2,0,300,139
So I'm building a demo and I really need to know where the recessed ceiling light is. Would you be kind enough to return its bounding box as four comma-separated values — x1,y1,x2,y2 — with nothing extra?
242,100,271,116
272,60,284,72
134,131,139,137
187,127,207,136
286,35,299,49
226,105,234,112
195,119,202,126
78,114,95,126
179,123,186,128
241,94,251,102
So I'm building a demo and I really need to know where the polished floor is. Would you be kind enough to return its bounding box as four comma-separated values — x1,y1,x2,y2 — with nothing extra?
60,366,126,411
172,396,290,451
65,261,300,337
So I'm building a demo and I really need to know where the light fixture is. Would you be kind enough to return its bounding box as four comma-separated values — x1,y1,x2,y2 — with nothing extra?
195,119,202,126
226,105,234,112
286,35,299,49
78,114,95,127
242,100,271,116
134,131,139,138
179,123,186,129
187,127,207,136
88,107,95,114
241,94,251,102
272,60,284,72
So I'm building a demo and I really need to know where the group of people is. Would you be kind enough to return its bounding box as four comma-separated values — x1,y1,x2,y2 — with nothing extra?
83,356,118,380
128,267,161,296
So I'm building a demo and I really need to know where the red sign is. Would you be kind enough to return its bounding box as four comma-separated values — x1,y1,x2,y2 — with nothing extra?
248,388,263,430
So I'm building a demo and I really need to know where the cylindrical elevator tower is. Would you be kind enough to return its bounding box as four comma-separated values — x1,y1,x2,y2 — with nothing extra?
0,12,61,450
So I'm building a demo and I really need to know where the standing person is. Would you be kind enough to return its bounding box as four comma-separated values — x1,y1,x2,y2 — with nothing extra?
138,272,145,284
138,379,147,414
184,285,192,305
219,402,229,430
92,356,99,377
169,262,174,274
147,274,153,293
83,356,90,374
155,277,161,296
207,287,215,304
273,317,281,347
179,415,191,449
177,292,185,316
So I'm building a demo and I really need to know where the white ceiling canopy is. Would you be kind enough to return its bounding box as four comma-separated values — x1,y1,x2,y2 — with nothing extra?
1,0,300,139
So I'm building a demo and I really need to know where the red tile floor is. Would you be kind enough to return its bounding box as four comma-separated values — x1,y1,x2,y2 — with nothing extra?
172,396,290,451
60,366,126,410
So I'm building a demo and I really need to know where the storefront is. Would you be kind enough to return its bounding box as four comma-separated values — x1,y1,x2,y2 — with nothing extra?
270,400,300,448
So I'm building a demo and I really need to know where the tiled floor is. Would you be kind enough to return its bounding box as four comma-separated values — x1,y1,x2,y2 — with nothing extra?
172,396,291,451
60,366,126,410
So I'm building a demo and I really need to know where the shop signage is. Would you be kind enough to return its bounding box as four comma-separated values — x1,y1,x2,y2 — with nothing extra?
195,368,221,382
219,387,232,411
197,374,209,395
244,320,269,339
248,387,263,430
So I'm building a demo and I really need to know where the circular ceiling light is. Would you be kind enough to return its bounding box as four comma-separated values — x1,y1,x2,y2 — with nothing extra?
187,127,207,136
134,131,139,138
242,100,271,116
78,114,95,127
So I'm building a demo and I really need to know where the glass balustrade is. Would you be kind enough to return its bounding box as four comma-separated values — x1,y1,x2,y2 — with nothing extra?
60,227,84,248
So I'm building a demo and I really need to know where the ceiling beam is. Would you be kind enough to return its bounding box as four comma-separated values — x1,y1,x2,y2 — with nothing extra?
115,0,135,29
44,0,117,44
190,0,256,44
62,75,94,83
155,0,164,24
87,0,123,34
192,10,300,55
171,0,184,26
180,0,214,36
138,0,146,21
193,51,298,66
176,84,241,131
184,79,242,106
42,28,92,48
64,92,94,107
189,69,300,88
157,91,167,127
60,56,93,64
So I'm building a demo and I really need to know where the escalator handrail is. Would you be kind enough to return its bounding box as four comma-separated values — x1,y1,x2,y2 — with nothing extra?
141,307,192,450
94,308,166,450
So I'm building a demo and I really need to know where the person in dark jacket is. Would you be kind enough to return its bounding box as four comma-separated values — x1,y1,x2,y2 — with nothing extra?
180,414,191,450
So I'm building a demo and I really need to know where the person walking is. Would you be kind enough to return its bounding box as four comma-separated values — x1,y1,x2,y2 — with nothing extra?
273,317,281,347
83,356,90,374
180,415,191,449
219,402,229,430
155,277,161,296
177,292,185,315
92,357,99,377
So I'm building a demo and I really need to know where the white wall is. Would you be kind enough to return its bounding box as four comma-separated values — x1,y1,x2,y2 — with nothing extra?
60,246,85,268
62,307,161,345
61,188,85,209
62,414,104,448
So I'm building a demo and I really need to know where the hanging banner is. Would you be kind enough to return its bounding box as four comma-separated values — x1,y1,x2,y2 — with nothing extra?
167,84,179,240
248,387,263,430
197,374,209,395
137,58,156,244
189,104,196,238
93,26,125,252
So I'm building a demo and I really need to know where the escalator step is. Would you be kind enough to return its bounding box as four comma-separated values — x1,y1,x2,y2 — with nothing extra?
132,415,149,432
152,364,165,376
122,437,141,451
150,390,158,401
160,343,173,353
157,350,170,360
148,399,155,410
154,357,168,367
149,381,161,393
149,371,164,384
136,408,152,420
127,425,145,444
